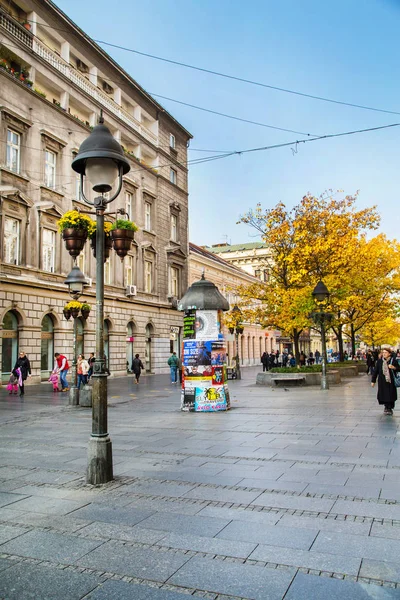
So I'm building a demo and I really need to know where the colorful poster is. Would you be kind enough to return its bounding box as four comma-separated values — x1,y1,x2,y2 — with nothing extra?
212,366,224,385
194,385,227,412
183,365,212,380
183,309,196,339
182,340,212,366
211,341,226,366
195,311,220,341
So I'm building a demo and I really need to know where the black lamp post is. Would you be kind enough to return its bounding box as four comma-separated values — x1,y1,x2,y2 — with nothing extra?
231,305,244,381
72,114,130,484
311,281,332,390
64,266,88,406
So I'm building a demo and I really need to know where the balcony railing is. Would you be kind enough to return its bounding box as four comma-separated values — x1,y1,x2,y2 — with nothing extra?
0,8,158,145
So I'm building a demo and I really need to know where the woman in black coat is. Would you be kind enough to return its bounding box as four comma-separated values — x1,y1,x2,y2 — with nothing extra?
13,351,31,396
131,353,144,384
371,347,400,415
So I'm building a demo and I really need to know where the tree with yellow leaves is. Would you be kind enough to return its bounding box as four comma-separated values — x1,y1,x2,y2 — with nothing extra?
237,192,386,361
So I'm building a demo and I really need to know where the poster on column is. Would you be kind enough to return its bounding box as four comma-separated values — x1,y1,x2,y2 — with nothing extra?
183,340,212,366
194,385,227,412
195,311,220,341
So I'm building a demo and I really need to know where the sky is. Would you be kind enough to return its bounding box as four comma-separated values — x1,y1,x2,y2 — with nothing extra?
54,0,400,246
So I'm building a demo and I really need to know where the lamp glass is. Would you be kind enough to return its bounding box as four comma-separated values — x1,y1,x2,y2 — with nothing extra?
85,158,118,193
313,291,329,303
69,281,84,294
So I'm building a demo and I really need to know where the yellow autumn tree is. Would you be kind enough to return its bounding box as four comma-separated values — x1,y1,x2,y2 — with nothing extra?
360,315,400,349
237,192,382,360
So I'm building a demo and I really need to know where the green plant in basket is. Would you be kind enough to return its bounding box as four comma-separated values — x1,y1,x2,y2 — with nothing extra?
81,303,91,311
111,219,138,232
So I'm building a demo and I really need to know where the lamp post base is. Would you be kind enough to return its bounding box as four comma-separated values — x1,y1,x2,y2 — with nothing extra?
321,376,329,390
87,435,113,484
69,386,79,405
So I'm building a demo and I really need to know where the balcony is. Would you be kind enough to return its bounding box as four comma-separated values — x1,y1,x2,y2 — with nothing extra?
0,8,158,146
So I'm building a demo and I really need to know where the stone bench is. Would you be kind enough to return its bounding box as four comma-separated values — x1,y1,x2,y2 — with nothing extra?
270,375,306,387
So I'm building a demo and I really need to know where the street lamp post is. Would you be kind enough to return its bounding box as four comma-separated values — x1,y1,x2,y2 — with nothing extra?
231,305,244,381
72,114,130,484
311,281,333,391
64,265,88,405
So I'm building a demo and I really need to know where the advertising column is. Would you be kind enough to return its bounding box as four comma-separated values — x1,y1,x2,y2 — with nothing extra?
181,309,230,412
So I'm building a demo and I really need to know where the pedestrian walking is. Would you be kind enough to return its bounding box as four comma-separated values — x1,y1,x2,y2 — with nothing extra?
13,351,31,396
7,369,19,395
366,350,375,375
168,351,180,383
54,352,69,391
299,351,306,367
315,350,321,364
371,346,400,415
77,354,89,388
131,353,144,384
261,352,269,372
87,352,95,380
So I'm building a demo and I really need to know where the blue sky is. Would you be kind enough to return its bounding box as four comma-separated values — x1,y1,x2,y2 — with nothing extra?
55,0,400,246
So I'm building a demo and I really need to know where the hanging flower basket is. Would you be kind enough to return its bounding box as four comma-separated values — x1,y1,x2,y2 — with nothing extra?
63,308,71,321
62,228,88,258
228,326,235,334
90,234,113,261
81,303,91,320
65,301,82,320
111,229,135,260
70,307,80,319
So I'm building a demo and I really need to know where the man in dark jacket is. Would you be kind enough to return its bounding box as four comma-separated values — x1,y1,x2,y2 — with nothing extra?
13,351,31,396
131,353,144,384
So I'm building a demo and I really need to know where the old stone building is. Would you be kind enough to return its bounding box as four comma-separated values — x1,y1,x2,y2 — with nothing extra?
206,242,270,280
189,243,278,366
0,0,191,384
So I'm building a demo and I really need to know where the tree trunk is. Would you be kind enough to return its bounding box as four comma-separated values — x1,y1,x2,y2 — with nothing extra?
336,324,344,362
293,329,301,364
350,323,356,357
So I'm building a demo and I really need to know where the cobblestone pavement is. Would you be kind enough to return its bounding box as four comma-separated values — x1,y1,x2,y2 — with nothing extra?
0,369,400,599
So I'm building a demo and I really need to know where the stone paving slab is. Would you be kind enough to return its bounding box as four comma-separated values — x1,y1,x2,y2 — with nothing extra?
0,529,104,562
285,572,399,599
75,540,191,582
136,511,230,537
360,558,400,582
68,504,155,526
86,579,191,599
216,520,318,549
312,530,400,561
0,561,101,600
158,531,257,558
168,555,296,599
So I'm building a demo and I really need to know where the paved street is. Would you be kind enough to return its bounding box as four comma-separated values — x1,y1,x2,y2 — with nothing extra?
0,369,400,599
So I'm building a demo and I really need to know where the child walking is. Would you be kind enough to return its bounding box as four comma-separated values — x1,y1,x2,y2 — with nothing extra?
7,369,19,395
48,370,59,392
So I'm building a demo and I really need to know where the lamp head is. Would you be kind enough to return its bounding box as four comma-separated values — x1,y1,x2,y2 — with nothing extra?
64,265,88,299
312,281,330,303
71,115,130,193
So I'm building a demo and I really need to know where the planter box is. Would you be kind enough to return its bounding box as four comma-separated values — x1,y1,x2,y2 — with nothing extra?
329,365,358,378
256,370,341,386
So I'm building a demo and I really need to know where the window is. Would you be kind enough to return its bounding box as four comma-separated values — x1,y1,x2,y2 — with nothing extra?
170,213,178,242
125,255,134,286
144,260,152,293
104,257,111,285
254,269,261,280
125,191,133,219
169,133,176,149
42,228,55,272
4,218,20,264
144,201,151,231
44,150,56,188
169,266,179,297
170,168,177,185
6,129,21,173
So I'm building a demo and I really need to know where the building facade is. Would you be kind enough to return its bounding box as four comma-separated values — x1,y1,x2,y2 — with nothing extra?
207,242,270,280
189,243,277,366
0,0,192,384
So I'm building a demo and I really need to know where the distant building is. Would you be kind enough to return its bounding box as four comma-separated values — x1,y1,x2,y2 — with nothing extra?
189,243,277,365
206,242,270,281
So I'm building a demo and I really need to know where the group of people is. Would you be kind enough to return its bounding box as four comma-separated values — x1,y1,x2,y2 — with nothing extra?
261,350,321,371
48,352,96,392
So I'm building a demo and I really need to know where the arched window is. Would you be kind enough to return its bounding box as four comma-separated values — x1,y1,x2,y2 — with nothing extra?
145,323,153,372
2,310,18,382
41,314,54,379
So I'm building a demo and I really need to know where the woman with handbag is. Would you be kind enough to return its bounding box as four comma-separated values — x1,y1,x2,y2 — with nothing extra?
371,346,400,415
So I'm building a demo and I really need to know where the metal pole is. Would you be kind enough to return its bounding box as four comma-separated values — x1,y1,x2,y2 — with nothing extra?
69,315,79,405
87,198,113,484
320,317,329,390
235,330,241,380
